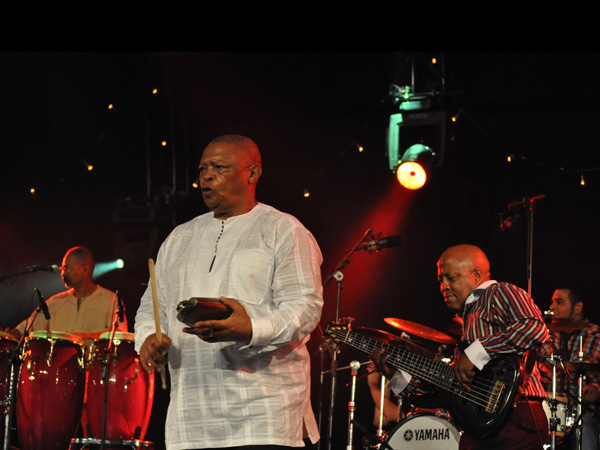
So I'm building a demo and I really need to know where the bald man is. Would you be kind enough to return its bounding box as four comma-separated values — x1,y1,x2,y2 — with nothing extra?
134,135,323,449
10,246,127,347
372,244,550,449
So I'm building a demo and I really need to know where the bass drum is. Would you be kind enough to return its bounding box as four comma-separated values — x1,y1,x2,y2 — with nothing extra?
383,413,461,449
542,393,576,442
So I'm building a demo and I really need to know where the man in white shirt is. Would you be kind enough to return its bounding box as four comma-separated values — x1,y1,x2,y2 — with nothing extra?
134,135,324,450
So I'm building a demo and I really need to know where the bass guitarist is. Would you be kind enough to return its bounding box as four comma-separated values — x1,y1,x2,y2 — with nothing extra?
371,244,550,449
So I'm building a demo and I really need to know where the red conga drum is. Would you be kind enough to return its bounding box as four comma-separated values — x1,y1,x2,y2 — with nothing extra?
1,331,18,443
16,330,86,450
84,332,154,444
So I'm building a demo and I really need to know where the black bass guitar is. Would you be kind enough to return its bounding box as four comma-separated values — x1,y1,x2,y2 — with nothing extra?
324,321,523,438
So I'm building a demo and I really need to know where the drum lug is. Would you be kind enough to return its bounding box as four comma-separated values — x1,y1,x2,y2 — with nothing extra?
46,339,56,367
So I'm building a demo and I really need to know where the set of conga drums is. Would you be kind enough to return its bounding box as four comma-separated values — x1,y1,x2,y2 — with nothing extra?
1,330,154,450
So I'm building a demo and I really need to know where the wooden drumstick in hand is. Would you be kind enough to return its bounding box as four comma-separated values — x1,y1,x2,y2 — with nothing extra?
148,258,167,390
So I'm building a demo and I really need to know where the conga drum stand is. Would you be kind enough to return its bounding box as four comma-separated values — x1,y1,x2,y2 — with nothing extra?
1,303,44,450
1,340,19,450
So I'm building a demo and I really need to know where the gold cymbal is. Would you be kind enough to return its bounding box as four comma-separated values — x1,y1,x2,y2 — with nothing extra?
384,317,457,345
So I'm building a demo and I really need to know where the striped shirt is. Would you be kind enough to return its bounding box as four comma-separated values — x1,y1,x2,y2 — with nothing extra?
134,203,323,449
460,280,549,397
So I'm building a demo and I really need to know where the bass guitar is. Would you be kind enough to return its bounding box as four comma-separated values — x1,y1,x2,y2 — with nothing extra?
324,320,523,438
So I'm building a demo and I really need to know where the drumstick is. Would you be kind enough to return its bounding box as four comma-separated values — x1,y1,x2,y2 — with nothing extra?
148,258,167,390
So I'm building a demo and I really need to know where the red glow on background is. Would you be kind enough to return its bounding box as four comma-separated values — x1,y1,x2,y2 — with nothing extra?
321,183,417,325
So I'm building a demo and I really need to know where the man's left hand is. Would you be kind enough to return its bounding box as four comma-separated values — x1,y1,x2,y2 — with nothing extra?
183,297,253,344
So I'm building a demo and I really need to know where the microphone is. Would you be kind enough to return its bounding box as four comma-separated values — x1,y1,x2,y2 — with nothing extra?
358,235,402,253
35,287,51,320
27,264,60,273
117,293,125,323
507,194,546,209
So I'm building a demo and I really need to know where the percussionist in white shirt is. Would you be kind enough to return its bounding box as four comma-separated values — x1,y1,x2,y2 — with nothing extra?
134,135,324,450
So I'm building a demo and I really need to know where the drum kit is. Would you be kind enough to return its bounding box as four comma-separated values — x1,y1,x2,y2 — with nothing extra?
541,314,599,450
327,313,600,450
0,328,154,450
328,316,462,450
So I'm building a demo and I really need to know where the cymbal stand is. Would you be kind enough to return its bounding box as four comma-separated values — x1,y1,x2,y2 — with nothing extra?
546,353,561,450
346,361,361,450
320,228,373,450
575,336,584,450
376,375,386,441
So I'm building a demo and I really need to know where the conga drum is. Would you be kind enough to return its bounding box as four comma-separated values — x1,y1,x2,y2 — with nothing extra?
16,331,86,450
84,332,154,444
0,331,18,442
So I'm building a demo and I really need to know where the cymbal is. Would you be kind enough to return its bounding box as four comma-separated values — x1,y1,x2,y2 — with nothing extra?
543,317,589,332
353,327,434,358
564,361,600,375
384,317,457,345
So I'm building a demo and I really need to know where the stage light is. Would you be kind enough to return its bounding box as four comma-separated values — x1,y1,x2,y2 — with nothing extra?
395,144,436,190
93,259,125,278
387,110,445,177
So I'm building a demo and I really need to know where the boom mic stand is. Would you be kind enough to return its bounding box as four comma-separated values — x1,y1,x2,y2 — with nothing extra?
319,228,373,450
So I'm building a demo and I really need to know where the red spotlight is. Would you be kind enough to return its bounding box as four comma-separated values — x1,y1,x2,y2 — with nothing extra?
395,144,435,190
396,161,427,189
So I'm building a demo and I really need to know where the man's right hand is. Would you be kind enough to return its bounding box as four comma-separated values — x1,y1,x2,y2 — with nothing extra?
139,333,172,374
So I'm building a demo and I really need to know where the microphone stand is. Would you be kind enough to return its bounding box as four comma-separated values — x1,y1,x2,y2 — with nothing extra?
346,361,360,450
99,293,122,450
500,195,544,297
525,196,541,297
320,228,373,450
2,295,44,450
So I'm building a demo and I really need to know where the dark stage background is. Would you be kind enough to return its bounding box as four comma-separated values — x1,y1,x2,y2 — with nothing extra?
2,51,600,449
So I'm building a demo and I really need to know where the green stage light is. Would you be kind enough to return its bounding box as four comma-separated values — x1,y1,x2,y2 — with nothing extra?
93,259,126,278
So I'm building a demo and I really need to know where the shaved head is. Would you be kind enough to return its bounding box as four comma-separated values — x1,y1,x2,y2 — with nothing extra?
438,244,490,279
207,135,261,167
437,244,491,312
